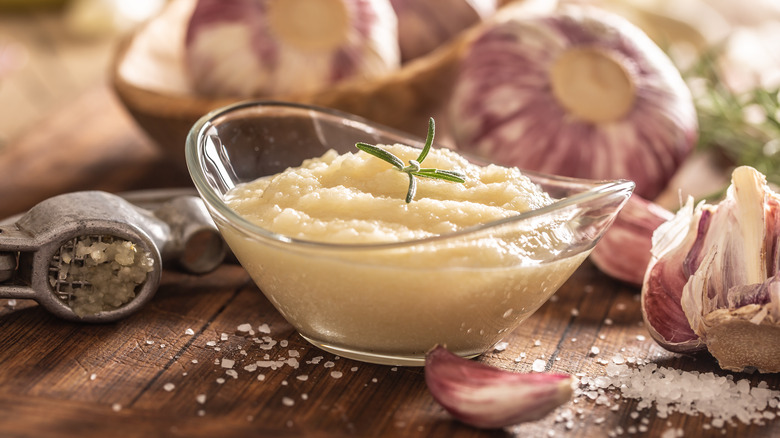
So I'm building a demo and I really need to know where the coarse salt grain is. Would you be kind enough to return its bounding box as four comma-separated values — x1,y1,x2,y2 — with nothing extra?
590,346,600,356
90,373,97,381
532,359,546,372
237,323,252,333
112,403,122,412
534,340,541,347
494,341,509,352
226,370,238,379
579,362,780,429
220,333,229,341
163,383,175,392
282,397,295,407
331,371,343,379
297,375,309,381
324,361,335,368
257,324,271,334
185,328,195,335
196,394,206,404
221,358,235,369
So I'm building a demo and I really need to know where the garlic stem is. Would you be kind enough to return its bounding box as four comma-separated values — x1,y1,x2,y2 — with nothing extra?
550,47,636,123
267,0,351,51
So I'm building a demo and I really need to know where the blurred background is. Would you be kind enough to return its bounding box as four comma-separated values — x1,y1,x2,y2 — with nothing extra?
0,0,778,207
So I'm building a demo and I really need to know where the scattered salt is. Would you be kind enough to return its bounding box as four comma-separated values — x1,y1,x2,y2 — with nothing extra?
282,397,295,407
220,333,229,341
225,370,238,379
216,378,225,384
590,346,600,356
604,318,613,326
494,341,509,352
297,375,309,381
90,373,97,381
163,383,175,392
257,324,271,334
578,361,780,429
532,359,546,372
534,340,542,347
185,328,195,335
111,403,122,412
237,323,252,333
324,361,335,368
331,371,343,379
636,335,646,341
221,358,235,369
196,394,206,404
571,308,579,317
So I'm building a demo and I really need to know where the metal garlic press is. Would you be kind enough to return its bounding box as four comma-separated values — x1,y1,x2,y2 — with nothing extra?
0,190,228,323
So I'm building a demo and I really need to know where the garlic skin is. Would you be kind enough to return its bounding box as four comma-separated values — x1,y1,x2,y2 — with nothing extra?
590,195,674,285
448,6,697,200
389,0,497,62
184,0,400,97
642,166,780,372
425,345,573,429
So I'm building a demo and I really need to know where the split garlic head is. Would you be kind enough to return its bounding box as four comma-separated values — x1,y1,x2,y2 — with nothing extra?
642,166,780,372
448,6,698,200
184,0,400,97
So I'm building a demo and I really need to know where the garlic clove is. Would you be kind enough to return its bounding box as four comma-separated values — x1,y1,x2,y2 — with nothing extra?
678,166,780,372
641,197,706,353
590,195,674,285
424,345,573,429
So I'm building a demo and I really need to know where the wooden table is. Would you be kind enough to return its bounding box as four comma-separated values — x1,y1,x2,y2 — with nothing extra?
1,83,779,438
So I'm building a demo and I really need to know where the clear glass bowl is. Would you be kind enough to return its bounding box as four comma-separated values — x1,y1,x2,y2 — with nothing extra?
186,101,634,366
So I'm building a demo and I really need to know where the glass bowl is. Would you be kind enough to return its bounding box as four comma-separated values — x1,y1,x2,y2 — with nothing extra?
186,101,634,366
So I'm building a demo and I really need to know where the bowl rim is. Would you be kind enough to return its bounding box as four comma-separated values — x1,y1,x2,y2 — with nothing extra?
186,100,635,251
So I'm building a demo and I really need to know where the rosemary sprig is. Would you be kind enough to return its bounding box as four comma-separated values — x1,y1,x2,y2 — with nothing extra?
356,117,466,203
683,47,780,188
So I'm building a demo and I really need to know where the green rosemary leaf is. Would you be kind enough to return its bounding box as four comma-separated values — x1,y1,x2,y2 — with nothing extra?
415,117,435,164
413,168,467,182
356,142,404,170
406,173,417,203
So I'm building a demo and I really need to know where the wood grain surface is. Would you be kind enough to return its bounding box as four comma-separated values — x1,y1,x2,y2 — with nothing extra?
1,83,780,438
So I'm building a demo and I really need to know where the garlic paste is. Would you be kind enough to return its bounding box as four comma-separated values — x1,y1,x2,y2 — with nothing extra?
221,144,585,363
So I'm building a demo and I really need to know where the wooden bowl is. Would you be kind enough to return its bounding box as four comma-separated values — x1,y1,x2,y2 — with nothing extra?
110,0,551,170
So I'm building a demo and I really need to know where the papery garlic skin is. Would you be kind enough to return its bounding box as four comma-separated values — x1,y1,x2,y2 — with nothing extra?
448,6,697,200
425,345,573,429
642,166,780,372
590,195,674,285
185,0,400,97
389,0,497,62
641,197,705,353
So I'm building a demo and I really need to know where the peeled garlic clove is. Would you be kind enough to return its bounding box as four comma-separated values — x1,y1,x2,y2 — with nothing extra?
424,345,573,429
590,195,674,285
185,0,400,97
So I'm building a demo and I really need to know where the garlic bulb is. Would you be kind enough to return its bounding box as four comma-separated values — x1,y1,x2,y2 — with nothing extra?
184,0,400,97
389,0,497,62
425,345,573,429
590,195,673,285
448,6,698,200
642,166,780,372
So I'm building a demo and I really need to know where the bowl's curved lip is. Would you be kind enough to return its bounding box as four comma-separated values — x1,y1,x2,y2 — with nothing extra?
186,100,635,251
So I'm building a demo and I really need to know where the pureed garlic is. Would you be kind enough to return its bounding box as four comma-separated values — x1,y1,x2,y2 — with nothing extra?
221,142,587,365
